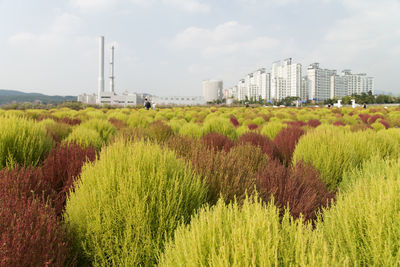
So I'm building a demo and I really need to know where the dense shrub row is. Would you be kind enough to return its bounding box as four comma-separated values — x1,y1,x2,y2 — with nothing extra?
2,106,400,266
64,140,207,266
0,115,54,168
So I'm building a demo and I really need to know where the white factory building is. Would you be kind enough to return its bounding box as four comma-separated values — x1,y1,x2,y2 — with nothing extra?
78,36,207,107
224,58,374,103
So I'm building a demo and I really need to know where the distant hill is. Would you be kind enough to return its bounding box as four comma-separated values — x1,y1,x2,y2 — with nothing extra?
0,89,76,105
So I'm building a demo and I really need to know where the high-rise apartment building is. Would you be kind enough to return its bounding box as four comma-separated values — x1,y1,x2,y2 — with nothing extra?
236,69,271,101
307,63,337,101
271,58,302,100
330,70,374,99
301,76,311,101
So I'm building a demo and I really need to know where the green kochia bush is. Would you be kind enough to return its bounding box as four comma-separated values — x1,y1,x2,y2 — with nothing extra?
64,127,103,150
65,140,207,266
0,115,54,168
179,122,204,138
292,127,400,189
315,158,400,266
203,117,238,140
159,197,328,266
79,119,116,143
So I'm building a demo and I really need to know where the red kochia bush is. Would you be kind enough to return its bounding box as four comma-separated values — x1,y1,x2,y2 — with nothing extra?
236,132,280,161
286,121,307,128
368,114,385,124
230,115,239,128
379,119,390,129
0,194,76,267
247,123,258,130
41,143,96,215
189,144,269,204
358,113,371,124
148,121,175,143
58,117,81,126
108,118,128,129
273,126,305,165
0,143,96,216
256,160,335,222
333,121,346,126
201,132,233,152
307,119,321,128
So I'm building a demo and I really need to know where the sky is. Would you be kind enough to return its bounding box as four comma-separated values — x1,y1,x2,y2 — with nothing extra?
0,0,399,96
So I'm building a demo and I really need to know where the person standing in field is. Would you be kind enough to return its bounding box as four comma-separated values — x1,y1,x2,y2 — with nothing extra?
144,98,151,110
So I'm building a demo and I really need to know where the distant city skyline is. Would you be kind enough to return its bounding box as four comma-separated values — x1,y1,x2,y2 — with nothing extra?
0,0,399,96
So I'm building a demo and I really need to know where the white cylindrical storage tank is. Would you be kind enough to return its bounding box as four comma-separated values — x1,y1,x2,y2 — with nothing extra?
202,80,223,102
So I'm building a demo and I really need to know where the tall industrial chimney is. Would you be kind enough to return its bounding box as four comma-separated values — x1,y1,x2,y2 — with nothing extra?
109,44,115,94
98,36,105,101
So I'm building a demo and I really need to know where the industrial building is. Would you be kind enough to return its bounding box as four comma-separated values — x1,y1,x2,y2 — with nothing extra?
78,36,207,107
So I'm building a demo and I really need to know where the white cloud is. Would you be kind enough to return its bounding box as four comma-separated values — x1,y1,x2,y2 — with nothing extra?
70,0,117,11
162,0,209,13
8,13,84,46
128,0,209,13
172,21,279,57
312,0,400,65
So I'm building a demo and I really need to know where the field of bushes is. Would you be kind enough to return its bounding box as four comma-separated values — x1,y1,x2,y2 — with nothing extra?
1,105,400,266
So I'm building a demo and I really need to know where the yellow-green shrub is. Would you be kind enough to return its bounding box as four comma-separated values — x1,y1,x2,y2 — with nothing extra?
79,119,116,143
260,122,285,139
64,127,103,150
0,116,54,168
203,117,237,140
316,158,400,266
236,125,250,136
65,141,207,266
293,127,400,189
168,119,187,133
160,196,328,266
127,112,152,128
178,123,204,138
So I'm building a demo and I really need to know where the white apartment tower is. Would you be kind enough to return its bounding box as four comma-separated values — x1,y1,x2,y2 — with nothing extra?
271,58,302,100
307,63,337,101
330,70,374,99
236,69,271,101
301,76,311,101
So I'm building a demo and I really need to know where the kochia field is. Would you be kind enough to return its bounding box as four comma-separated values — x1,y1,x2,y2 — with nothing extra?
1,105,400,266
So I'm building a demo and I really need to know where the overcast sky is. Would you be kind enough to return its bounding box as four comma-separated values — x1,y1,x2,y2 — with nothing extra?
0,0,399,96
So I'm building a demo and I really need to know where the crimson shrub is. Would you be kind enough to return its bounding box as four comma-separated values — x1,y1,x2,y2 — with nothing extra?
201,132,233,152
0,143,96,216
368,114,385,124
274,126,305,165
189,144,268,204
230,115,239,128
58,117,81,126
358,114,371,124
379,120,390,129
307,119,321,128
0,194,76,267
256,160,335,222
41,143,96,215
333,121,346,127
148,121,175,143
286,121,307,128
236,132,280,161
247,123,258,130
